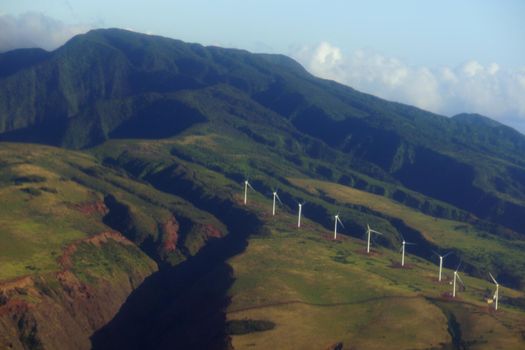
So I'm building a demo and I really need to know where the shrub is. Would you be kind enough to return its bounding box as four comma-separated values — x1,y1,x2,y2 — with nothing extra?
225,319,275,335
20,187,42,196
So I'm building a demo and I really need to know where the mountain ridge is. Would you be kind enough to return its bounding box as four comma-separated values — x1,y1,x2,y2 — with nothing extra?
1,28,525,234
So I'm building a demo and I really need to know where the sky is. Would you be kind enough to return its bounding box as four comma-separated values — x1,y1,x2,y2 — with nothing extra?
1,0,524,131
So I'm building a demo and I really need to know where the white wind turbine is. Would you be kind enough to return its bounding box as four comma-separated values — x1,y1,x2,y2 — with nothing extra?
489,272,499,310
400,235,415,267
433,251,453,282
243,179,254,205
333,214,344,240
272,189,283,216
452,264,465,298
366,224,383,254
297,202,305,228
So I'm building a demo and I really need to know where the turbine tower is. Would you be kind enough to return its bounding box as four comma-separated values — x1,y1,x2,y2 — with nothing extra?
366,224,383,254
433,251,452,282
334,214,344,240
400,235,415,267
243,179,254,205
452,264,464,298
489,272,499,310
272,190,283,216
297,202,305,228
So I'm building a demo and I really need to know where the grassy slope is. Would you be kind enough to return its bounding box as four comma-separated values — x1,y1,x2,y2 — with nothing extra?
290,178,525,276
2,28,525,239
0,142,223,281
0,145,104,280
226,202,525,349
93,117,525,285
2,139,525,348
95,134,525,348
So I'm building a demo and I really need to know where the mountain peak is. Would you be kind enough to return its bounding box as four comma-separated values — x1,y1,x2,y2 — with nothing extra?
452,113,504,128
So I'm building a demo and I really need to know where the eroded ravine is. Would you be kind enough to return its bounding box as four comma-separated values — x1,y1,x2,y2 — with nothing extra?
91,164,263,349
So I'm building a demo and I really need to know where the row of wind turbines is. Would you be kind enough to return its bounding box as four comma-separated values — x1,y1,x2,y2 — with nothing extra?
242,179,502,310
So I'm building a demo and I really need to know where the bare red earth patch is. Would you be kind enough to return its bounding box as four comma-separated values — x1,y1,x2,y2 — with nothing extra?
354,248,382,256
201,224,223,239
389,262,414,269
161,217,180,253
73,201,109,216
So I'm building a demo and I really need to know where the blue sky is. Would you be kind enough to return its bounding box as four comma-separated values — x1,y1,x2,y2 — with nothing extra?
1,0,524,130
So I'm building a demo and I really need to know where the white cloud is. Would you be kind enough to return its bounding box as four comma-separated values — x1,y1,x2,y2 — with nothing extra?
463,60,484,77
293,42,525,132
488,63,500,75
0,12,93,52
313,42,342,65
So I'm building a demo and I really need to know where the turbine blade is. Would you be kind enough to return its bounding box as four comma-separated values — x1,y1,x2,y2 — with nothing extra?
405,242,416,245
456,273,465,286
489,272,498,285
247,182,254,190
370,229,383,235
337,217,344,228
443,251,453,258
455,261,462,272
276,193,283,204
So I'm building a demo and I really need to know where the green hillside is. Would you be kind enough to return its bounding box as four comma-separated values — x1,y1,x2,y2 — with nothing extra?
0,142,226,281
1,29,525,234
227,216,525,349
0,28,525,349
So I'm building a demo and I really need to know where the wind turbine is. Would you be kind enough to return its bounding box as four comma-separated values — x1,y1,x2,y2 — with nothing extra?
272,189,283,216
333,214,344,240
366,224,383,254
400,235,415,267
243,179,254,205
452,264,465,298
297,202,305,228
433,251,453,282
489,272,499,310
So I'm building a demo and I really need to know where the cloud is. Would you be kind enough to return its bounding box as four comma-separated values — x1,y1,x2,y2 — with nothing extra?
293,42,525,132
0,12,93,52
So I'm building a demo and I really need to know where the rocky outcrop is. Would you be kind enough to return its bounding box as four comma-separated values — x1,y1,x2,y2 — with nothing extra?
160,217,179,254
200,224,223,239
0,232,157,350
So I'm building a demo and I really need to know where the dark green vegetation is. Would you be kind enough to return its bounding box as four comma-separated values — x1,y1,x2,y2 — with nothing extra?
2,28,525,236
0,28,524,349
225,319,275,335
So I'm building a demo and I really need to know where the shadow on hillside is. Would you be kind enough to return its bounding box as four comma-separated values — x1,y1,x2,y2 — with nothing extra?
91,258,234,350
91,189,261,349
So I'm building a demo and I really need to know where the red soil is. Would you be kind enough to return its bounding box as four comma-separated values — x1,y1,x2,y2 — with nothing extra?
354,248,382,256
58,231,133,270
161,217,180,253
72,201,109,216
389,262,414,269
201,224,223,239
0,298,30,317
440,292,462,301
430,276,452,284
55,231,136,299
